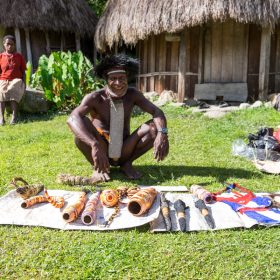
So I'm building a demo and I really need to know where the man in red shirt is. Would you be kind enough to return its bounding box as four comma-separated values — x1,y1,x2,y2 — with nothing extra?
0,35,26,125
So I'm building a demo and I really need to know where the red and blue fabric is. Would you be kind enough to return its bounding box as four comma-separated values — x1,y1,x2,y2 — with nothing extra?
213,183,280,225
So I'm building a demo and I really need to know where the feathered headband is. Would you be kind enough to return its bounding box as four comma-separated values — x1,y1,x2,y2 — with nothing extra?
94,54,139,80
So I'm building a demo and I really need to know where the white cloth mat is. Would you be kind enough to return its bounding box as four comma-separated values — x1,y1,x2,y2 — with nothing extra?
150,192,280,232
0,189,160,231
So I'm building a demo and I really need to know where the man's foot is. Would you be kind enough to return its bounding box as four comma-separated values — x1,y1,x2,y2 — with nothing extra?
92,171,111,182
120,162,142,179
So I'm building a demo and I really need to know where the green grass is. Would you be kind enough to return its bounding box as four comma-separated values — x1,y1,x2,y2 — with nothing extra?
0,106,280,279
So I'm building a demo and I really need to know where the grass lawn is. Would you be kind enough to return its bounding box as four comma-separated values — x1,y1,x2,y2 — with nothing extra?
0,106,280,279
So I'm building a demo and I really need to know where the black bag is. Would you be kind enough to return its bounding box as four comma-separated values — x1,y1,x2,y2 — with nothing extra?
248,127,280,152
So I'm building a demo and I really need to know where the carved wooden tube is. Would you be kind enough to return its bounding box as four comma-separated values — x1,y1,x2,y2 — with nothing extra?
62,191,87,223
190,185,213,203
21,195,48,208
81,191,101,225
44,189,65,208
127,188,157,216
100,189,119,207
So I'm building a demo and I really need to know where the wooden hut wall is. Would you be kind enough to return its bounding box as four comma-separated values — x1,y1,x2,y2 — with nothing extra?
203,21,248,83
276,27,280,93
137,21,280,101
64,33,76,52
19,29,27,62
269,26,280,96
137,27,200,98
137,22,251,100
247,24,261,101
247,25,280,101
49,31,63,52
30,30,46,69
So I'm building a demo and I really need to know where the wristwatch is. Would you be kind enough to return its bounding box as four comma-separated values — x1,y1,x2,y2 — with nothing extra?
158,127,168,134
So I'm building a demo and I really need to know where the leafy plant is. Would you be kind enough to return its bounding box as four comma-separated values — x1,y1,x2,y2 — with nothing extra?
31,51,105,109
25,61,32,87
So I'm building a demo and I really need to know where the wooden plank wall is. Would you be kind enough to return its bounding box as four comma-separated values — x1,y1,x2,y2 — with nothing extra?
30,30,47,69
270,26,280,94
137,21,279,101
204,20,248,84
170,39,179,91
178,30,187,101
259,27,271,100
269,31,277,94
138,28,199,99
188,27,200,98
247,24,279,100
275,27,280,93
247,24,261,101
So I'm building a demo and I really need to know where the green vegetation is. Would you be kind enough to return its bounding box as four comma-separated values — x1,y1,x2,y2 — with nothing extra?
31,51,104,109
25,61,32,87
0,106,280,279
86,0,107,16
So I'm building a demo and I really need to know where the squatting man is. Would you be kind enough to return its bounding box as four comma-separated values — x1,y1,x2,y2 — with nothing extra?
67,54,169,182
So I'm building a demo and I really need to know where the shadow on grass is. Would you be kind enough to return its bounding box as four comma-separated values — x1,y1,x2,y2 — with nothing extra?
18,112,59,123
109,165,261,185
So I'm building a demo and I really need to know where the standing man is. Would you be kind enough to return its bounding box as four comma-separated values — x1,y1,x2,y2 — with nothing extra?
67,54,169,182
0,35,26,125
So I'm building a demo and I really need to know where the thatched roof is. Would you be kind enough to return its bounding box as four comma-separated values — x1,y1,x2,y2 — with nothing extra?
95,0,280,50
0,0,97,36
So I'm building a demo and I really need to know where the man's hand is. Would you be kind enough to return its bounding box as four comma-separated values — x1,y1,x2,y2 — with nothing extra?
153,133,169,161
91,144,110,173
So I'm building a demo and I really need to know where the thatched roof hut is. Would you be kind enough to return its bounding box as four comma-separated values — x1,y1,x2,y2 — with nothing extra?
95,0,280,101
0,0,97,68
0,0,97,36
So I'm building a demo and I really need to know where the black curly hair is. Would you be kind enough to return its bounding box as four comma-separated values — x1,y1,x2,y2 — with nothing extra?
94,54,139,80
3,35,16,44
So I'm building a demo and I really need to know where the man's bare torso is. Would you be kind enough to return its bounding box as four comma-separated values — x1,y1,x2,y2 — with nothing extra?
88,87,140,138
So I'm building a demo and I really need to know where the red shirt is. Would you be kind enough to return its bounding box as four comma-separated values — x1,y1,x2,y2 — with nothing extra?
0,52,26,80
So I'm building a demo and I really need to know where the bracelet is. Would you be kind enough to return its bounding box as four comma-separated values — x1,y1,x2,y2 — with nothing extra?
158,128,168,134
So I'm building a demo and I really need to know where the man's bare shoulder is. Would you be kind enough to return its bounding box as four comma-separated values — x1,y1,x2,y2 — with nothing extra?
81,88,106,104
127,87,141,94
126,87,145,99
87,88,106,99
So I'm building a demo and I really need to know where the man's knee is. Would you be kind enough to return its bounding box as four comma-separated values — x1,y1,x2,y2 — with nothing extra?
138,121,157,139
